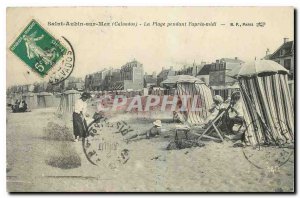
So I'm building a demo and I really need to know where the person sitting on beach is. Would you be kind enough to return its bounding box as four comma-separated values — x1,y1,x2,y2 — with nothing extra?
19,100,28,112
12,99,20,112
202,95,225,128
125,120,162,142
225,91,245,140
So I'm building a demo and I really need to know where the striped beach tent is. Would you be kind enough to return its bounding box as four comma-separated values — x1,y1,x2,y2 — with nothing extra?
22,92,38,109
161,75,213,125
235,60,294,146
57,90,81,114
37,92,55,108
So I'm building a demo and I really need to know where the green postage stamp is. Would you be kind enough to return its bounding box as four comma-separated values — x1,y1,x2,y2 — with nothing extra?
10,19,67,77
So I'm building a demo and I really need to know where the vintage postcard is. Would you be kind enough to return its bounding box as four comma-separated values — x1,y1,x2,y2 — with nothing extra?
6,7,294,192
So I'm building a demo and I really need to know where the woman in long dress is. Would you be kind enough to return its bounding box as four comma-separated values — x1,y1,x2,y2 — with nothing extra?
73,92,91,142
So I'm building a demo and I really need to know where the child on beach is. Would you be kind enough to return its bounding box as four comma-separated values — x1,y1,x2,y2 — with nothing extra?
125,120,162,142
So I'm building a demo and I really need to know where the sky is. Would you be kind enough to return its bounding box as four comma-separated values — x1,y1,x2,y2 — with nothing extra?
6,7,294,87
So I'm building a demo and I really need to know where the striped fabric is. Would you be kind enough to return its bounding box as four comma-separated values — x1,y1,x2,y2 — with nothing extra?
22,93,38,109
176,82,213,125
57,92,81,114
239,73,294,146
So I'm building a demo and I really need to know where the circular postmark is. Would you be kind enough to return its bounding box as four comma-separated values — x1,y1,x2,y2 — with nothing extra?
242,119,294,170
82,114,134,168
47,36,75,85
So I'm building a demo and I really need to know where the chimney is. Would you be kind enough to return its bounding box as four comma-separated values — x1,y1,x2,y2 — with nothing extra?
152,72,156,77
216,60,219,63
266,48,270,55
284,38,289,43
235,57,238,60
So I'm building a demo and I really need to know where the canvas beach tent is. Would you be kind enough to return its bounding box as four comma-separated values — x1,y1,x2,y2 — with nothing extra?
37,92,58,108
161,75,213,125
232,60,294,146
7,93,16,106
22,92,38,109
12,92,23,103
57,90,81,114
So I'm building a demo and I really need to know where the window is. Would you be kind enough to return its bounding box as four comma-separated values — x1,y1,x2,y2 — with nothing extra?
284,59,291,71
219,74,224,81
220,64,224,70
213,64,217,71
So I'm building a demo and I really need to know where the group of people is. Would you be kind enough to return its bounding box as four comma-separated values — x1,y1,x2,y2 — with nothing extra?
72,91,245,142
11,100,28,113
204,91,245,139
72,92,163,142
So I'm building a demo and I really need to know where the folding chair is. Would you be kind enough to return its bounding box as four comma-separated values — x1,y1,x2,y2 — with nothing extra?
188,111,225,142
200,111,225,141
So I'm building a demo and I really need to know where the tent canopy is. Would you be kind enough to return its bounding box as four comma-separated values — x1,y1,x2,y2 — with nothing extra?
22,92,36,97
64,90,80,94
37,92,53,96
175,80,213,125
237,62,293,146
161,75,205,87
228,60,289,78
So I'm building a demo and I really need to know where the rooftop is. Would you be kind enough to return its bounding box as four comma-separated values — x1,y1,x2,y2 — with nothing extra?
269,40,294,59
197,64,211,75
220,57,245,64
144,74,157,84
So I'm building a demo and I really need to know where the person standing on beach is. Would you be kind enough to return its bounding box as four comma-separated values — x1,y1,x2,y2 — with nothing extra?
73,92,91,142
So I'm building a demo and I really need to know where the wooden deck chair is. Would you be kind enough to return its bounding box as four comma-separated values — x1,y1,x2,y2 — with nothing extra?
190,111,226,142
196,111,225,142
174,80,222,142
174,110,226,143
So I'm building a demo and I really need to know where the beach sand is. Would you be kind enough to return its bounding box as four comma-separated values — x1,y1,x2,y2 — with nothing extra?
6,107,294,192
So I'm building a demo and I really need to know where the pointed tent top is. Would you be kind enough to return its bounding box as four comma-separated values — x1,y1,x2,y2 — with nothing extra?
228,60,289,78
37,92,53,96
64,90,80,94
160,75,205,87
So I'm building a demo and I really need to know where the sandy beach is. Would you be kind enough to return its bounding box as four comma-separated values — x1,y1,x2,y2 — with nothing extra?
6,107,294,192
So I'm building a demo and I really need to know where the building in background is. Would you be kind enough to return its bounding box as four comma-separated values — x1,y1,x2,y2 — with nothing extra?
175,61,206,77
267,38,294,80
209,57,244,99
196,63,211,85
33,82,48,93
119,59,144,91
84,60,144,91
157,66,175,86
144,72,157,88
103,69,121,91
263,38,295,101
65,77,85,91
84,75,93,91
85,68,110,91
